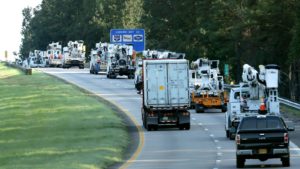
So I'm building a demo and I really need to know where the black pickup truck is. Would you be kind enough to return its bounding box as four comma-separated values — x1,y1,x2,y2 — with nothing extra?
235,115,294,168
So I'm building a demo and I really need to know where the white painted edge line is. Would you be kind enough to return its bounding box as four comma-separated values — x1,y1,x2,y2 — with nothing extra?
290,141,300,155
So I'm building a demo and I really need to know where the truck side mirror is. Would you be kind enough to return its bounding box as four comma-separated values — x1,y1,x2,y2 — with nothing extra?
287,125,295,131
286,122,295,131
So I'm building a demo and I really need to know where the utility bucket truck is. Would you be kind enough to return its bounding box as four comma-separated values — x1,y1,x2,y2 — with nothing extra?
89,42,109,74
28,50,47,68
106,44,135,79
190,58,227,113
142,59,191,131
225,64,281,140
47,42,63,67
62,40,85,69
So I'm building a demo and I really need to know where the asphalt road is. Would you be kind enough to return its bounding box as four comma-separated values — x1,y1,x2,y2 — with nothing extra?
39,68,300,169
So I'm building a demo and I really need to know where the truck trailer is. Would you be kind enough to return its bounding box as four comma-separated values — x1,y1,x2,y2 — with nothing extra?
142,59,191,131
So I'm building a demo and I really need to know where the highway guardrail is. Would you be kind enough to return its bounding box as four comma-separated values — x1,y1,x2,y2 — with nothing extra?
279,98,300,110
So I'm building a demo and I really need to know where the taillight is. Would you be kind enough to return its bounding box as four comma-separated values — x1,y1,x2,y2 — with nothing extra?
236,134,240,145
284,133,289,144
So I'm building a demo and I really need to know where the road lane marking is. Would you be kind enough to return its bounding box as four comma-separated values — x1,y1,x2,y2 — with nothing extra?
204,128,208,131
290,141,300,156
110,100,144,169
198,123,202,125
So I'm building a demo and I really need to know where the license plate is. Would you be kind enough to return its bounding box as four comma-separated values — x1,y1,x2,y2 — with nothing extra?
162,117,168,121
258,149,267,154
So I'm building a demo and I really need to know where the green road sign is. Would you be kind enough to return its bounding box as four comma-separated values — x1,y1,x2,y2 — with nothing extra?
224,64,229,76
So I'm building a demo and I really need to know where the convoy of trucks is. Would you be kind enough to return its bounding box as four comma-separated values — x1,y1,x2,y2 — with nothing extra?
141,59,191,131
13,28,297,168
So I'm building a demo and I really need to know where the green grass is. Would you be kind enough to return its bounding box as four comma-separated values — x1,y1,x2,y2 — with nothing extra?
281,104,300,116
0,63,129,169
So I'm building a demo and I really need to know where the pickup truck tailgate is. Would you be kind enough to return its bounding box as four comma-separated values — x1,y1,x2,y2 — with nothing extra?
240,131,286,147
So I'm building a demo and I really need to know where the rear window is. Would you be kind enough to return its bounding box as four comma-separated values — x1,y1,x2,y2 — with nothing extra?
239,116,285,130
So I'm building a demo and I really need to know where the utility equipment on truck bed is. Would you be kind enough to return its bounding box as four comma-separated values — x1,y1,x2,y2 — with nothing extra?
28,50,47,68
62,40,85,69
47,42,62,67
190,58,227,113
106,44,135,79
225,64,281,139
141,59,191,131
89,42,109,74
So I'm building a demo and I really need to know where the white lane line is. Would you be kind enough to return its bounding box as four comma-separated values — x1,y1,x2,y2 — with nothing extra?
290,141,300,155
198,123,202,125
217,146,222,150
217,152,222,156
210,134,214,137
192,117,196,120
214,140,219,143
216,160,221,163
96,93,138,96
204,128,208,131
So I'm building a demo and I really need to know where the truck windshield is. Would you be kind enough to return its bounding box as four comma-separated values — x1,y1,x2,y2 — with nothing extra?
239,117,285,130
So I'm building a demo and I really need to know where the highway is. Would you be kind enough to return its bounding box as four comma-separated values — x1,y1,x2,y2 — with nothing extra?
40,68,300,169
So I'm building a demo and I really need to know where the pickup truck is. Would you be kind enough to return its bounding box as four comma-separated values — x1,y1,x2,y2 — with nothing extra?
235,115,294,168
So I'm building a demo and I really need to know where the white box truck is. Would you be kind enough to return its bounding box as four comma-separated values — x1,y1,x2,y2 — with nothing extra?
142,59,190,131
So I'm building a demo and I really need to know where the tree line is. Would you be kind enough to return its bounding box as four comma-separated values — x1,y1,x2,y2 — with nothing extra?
20,0,300,101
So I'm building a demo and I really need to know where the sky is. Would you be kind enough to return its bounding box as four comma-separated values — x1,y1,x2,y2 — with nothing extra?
0,0,42,61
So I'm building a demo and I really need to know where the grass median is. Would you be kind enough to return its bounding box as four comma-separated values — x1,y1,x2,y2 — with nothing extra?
281,104,300,117
0,63,129,169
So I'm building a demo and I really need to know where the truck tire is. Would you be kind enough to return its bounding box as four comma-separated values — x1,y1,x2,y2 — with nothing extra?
229,132,235,140
221,105,227,112
185,123,191,130
226,130,229,138
147,125,158,131
281,156,290,167
236,155,245,168
179,123,190,130
142,115,147,129
195,104,204,113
